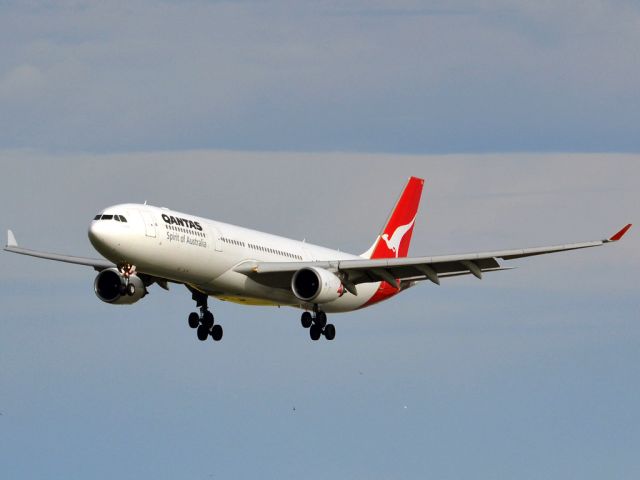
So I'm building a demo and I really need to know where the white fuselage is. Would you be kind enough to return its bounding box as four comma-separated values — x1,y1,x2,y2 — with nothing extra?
88,204,386,313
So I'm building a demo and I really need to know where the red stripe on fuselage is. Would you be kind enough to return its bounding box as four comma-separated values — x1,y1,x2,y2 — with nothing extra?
360,281,400,308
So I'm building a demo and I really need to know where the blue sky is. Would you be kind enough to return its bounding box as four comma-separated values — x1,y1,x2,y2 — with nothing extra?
1,154,638,480
1,1,639,479
1,0,640,153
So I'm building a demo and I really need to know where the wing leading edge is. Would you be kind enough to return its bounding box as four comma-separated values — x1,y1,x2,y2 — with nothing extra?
234,224,633,292
4,229,114,271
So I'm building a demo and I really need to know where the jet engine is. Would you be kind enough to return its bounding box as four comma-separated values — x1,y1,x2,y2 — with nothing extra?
94,267,147,305
291,267,345,304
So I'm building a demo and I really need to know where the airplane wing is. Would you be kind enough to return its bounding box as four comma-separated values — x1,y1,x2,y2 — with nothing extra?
234,224,632,293
4,229,114,271
4,229,173,290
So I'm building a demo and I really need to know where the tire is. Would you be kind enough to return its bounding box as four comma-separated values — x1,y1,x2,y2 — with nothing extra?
301,312,313,329
310,325,321,341
211,324,223,341
188,312,200,329
324,323,336,341
196,325,209,341
126,283,136,296
202,310,214,328
315,311,327,329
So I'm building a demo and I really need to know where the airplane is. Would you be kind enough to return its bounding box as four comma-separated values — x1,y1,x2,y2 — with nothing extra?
4,177,632,343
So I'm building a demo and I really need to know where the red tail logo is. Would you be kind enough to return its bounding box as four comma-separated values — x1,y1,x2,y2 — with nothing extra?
365,176,424,259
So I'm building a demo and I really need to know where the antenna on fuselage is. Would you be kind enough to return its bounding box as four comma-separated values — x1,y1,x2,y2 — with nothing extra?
144,200,147,205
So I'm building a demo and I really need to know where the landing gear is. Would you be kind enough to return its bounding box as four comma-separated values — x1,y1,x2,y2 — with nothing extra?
211,324,223,341
300,306,335,341
315,311,327,329
118,262,137,296
188,312,199,329
301,311,313,328
188,290,223,342
202,310,214,329
196,324,209,341
310,324,322,341
323,323,336,341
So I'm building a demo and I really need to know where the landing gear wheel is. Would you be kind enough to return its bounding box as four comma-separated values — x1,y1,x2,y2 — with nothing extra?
315,311,327,329
211,324,223,341
310,324,322,341
189,289,223,344
126,283,136,296
301,312,313,329
196,325,209,341
202,310,214,329
188,312,200,329
324,323,336,341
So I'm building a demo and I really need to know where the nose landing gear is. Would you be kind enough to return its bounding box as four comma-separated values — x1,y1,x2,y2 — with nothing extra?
188,290,223,342
118,263,138,296
300,306,335,341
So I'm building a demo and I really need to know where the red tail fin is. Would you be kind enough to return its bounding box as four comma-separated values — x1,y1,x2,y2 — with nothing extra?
362,176,424,259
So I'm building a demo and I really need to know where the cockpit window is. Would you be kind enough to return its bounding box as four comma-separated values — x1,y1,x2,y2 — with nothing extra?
94,213,127,221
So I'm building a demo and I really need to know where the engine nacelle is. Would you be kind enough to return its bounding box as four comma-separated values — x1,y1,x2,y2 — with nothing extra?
291,267,345,304
94,268,147,305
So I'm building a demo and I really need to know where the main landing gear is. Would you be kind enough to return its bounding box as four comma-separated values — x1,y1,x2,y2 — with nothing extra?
300,306,335,341
188,290,223,342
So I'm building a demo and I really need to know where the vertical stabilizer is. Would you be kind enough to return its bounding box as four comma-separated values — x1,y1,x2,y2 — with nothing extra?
361,177,424,259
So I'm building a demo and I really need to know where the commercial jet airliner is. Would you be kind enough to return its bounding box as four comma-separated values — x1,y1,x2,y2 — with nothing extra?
4,177,632,343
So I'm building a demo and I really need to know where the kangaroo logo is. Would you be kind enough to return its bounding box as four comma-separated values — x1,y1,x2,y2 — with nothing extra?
380,216,416,258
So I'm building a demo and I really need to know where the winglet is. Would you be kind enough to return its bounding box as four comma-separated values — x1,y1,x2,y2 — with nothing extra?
7,229,17,247
608,224,632,242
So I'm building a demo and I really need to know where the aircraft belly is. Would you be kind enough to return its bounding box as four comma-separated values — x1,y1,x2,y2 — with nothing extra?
200,271,299,306
198,272,380,314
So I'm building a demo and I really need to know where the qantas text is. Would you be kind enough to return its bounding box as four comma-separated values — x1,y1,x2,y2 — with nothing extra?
161,214,203,231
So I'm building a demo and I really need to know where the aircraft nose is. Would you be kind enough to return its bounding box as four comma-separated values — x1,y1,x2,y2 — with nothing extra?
88,220,111,250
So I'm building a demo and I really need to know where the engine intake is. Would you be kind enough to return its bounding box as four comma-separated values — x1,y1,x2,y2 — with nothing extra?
291,267,344,304
94,267,146,305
